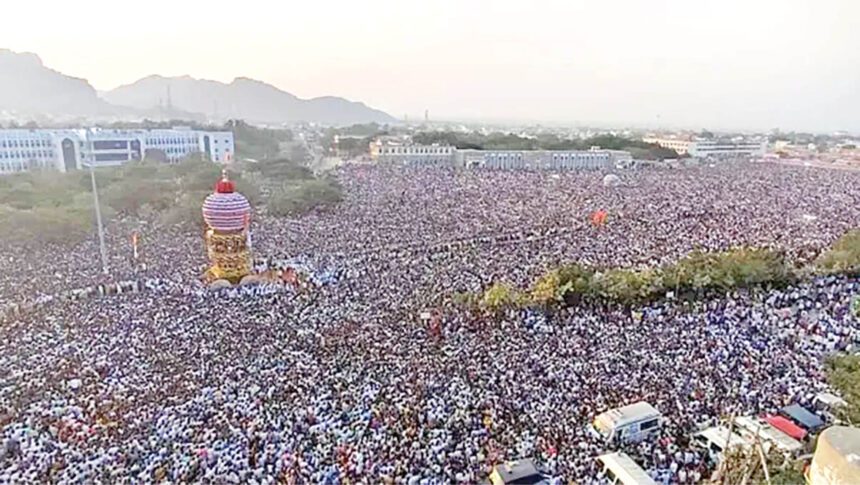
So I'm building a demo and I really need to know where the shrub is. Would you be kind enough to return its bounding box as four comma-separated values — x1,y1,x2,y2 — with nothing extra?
817,230,860,275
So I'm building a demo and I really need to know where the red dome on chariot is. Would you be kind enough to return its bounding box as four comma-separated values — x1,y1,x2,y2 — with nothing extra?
215,175,235,194
202,171,251,232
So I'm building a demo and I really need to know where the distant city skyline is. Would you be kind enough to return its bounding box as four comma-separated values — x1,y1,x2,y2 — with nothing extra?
3,0,859,132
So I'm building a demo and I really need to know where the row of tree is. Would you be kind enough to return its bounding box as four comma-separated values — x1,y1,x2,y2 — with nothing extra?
0,153,343,244
825,353,860,425
816,230,860,275
468,233,860,314
249,158,344,217
411,132,682,160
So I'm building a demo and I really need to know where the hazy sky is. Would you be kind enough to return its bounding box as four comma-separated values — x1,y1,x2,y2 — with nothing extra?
3,0,859,132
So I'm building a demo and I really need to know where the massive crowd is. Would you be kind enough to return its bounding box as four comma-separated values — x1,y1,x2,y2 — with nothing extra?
1,161,859,483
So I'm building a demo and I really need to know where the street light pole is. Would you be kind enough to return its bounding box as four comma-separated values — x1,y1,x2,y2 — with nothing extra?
86,142,109,275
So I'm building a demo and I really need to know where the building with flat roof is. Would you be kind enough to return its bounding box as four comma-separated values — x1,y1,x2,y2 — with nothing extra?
456,149,614,170
0,128,234,175
369,139,455,166
369,139,629,171
642,137,766,159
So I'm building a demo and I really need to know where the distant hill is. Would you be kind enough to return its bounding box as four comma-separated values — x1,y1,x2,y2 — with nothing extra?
0,49,116,117
0,48,394,125
104,75,395,125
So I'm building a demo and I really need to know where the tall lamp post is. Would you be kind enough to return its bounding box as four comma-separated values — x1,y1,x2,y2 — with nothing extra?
86,138,109,275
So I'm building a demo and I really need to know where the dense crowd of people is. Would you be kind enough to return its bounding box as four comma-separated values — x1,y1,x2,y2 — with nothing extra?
1,161,859,483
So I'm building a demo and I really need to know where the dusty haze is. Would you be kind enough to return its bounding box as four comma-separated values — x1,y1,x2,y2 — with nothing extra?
4,0,858,131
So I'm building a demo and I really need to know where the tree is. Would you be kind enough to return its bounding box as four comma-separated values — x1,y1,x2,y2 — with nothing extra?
816,230,860,275
557,263,596,298
143,148,169,163
530,270,562,306
480,282,524,314
825,354,860,424
718,445,805,485
592,268,663,305
227,119,292,160
267,179,343,217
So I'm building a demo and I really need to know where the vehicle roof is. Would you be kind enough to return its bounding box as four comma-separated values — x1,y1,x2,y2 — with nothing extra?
733,416,803,452
815,392,847,407
765,415,807,440
781,404,825,430
490,459,548,484
694,426,755,450
597,452,658,485
595,401,661,429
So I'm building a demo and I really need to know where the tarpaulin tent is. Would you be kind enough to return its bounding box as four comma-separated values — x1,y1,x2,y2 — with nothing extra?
764,415,807,441
781,404,825,432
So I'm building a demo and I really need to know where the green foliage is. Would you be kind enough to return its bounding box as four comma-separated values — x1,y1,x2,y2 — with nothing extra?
480,282,525,313
452,291,479,308
457,247,796,310
159,193,205,227
226,119,292,160
816,230,860,275
267,178,343,217
333,137,371,158
337,123,387,137
564,249,787,306
0,146,343,243
530,270,562,306
593,267,664,305
825,354,860,424
670,248,792,293
719,446,805,485
0,203,98,244
245,158,315,181
0,156,258,243
557,263,597,297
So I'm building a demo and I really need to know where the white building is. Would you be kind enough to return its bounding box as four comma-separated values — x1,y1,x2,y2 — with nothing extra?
369,139,455,166
642,137,766,159
0,128,234,175
369,139,626,171
688,140,766,158
457,149,613,170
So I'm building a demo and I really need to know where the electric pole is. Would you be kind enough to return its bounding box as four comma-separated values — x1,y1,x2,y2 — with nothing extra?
87,143,109,275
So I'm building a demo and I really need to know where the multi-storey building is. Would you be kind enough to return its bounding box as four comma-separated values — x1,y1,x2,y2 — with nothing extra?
642,137,766,159
687,140,766,158
0,128,234,175
369,139,455,166
369,139,628,171
456,149,614,170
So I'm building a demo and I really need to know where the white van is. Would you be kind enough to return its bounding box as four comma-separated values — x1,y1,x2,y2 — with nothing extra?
813,392,847,423
591,401,663,443
597,452,658,485
692,426,756,464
